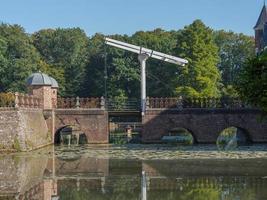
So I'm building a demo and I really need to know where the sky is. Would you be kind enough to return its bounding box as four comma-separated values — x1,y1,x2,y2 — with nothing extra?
0,0,264,37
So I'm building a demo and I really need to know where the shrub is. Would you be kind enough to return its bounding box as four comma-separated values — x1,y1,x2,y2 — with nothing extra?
0,93,15,107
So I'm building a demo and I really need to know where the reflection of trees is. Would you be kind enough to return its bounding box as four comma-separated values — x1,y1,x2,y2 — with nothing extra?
58,177,140,200
147,177,265,200
56,176,267,200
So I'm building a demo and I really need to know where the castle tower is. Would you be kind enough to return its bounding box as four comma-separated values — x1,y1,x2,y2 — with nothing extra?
26,72,59,110
254,4,267,54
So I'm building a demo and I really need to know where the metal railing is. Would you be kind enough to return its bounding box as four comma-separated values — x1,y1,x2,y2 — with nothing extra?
106,98,141,111
147,97,246,109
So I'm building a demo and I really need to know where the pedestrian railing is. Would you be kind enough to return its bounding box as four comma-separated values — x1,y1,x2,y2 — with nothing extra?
147,97,246,109
106,98,140,111
57,97,105,109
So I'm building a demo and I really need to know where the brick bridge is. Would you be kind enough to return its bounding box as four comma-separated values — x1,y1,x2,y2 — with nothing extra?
46,97,267,144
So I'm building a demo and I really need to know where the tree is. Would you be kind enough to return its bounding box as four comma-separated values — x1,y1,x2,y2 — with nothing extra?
131,29,179,97
32,28,89,96
175,20,221,98
237,52,267,112
214,30,254,86
0,24,41,92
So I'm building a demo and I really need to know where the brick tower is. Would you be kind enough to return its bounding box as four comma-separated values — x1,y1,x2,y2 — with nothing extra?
254,4,267,54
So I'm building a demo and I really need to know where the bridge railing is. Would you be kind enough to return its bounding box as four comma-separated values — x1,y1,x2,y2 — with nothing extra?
57,97,105,109
15,93,43,108
147,97,246,109
106,98,140,111
0,92,42,109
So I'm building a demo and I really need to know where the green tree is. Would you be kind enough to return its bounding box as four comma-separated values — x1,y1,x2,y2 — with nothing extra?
237,52,267,112
131,29,179,97
214,30,254,95
0,24,41,92
32,28,89,96
0,36,8,92
175,20,221,98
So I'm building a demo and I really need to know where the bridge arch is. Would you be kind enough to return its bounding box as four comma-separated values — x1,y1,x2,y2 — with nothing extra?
217,126,252,146
54,125,72,144
54,125,87,144
167,127,197,144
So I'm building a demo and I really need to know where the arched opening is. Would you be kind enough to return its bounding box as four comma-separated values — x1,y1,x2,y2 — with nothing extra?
54,125,87,145
161,127,195,145
217,127,251,150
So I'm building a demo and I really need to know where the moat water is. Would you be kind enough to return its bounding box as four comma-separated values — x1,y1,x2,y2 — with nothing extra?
0,144,267,200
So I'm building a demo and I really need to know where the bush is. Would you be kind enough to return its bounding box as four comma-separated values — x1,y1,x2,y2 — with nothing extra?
0,93,15,107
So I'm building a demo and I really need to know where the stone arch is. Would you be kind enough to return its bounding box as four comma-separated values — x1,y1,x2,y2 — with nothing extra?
166,127,197,144
217,126,252,145
54,125,72,144
54,125,86,144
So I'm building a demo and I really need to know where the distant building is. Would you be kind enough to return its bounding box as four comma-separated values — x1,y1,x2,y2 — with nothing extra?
254,4,267,54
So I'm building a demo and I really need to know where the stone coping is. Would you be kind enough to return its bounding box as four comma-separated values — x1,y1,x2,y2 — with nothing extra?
145,108,264,114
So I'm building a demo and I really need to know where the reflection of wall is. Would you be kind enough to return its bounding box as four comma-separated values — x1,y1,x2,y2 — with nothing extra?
0,155,48,198
142,159,267,177
55,157,109,177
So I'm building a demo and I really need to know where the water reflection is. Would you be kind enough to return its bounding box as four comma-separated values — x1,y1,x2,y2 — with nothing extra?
0,145,267,200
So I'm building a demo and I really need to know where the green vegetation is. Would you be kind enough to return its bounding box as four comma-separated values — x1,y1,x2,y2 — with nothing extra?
217,127,237,150
236,52,267,112
0,21,254,101
175,20,221,97
0,92,15,107
12,135,21,151
109,132,139,144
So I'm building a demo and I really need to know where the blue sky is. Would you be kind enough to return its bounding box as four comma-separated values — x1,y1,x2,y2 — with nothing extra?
0,0,263,36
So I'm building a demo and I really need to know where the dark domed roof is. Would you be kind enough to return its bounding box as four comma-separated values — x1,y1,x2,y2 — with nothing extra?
26,72,52,86
49,76,59,88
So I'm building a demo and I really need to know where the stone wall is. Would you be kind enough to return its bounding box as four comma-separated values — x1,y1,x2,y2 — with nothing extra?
0,108,52,151
142,108,267,143
54,109,109,144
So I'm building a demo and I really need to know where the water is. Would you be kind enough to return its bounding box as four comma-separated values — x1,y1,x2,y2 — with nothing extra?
0,144,267,200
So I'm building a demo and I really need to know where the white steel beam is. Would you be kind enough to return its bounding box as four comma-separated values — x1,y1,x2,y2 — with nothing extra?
104,37,188,115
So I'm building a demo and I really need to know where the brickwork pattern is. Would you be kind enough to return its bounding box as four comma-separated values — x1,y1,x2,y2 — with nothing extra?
142,109,267,143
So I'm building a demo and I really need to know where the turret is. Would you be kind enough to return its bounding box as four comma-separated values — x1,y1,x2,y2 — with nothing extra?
26,72,59,109
254,5,267,54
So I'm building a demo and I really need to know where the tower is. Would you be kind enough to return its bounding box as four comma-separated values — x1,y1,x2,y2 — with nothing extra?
26,72,59,109
254,4,267,54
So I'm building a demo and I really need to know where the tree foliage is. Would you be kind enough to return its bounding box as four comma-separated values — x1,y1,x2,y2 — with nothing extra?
32,28,89,96
175,20,221,97
214,30,254,87
237,52,267,112
0,21,254,100
0,24,41,92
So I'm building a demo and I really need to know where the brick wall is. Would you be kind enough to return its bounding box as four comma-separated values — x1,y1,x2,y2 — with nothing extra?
54,109,109,144
142,109,267,143
0,108,52,151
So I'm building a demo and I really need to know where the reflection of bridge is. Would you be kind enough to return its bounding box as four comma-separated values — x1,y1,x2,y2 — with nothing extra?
1,149,267,200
